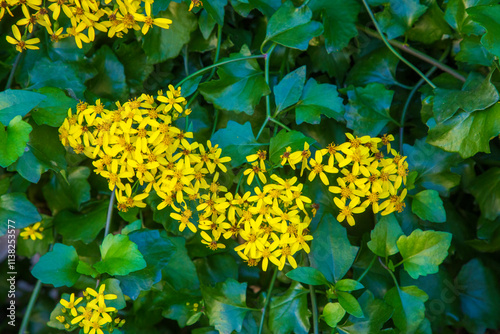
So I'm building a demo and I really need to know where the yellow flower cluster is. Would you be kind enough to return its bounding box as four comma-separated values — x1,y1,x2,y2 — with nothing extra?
279,133,409,226
56,285,124,334
3,0,173,52
20,221,44,240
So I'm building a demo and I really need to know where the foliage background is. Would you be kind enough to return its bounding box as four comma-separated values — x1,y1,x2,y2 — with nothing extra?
0,0,500,333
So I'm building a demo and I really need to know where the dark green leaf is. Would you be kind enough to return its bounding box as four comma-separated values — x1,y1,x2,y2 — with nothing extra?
274,66,306,113
397,229,452,279
28,124,67,173
335,279,364,292
162,236,200,291
87,45,127,100
411,190,446,223
295,78,344,124
31,243,80,287
101,278,127,310
467,167,500,220
203,0,227,25
0,193,41,236
77,260,99,278
346,48,400,87
115,42,154,94
345,83,395,137
0,89,45,124
31,87,76,127
180,75,203,98
467,5,500,58
269,130,315,165
406,3,451,44
93,234,147,276
384,286,428,333
338,291,364,318
375,0,428,39
0,116,32,168
308,46,351,81
269,282,311,334
194,253,238,285
309,214,359,282
323,302,346,328
54,201,107,244
456,35,495,66
367,214,404,257
286,267,330,285
43,167,91,214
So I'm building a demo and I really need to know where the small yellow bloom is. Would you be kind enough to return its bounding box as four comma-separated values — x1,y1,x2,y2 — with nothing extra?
6,25,40,53
20,222,44,240
188,0,203,11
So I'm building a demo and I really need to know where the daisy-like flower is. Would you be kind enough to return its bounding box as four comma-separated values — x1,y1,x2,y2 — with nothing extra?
82,315,109,334
20,222,44,240
6,25,40,52
244,161,267,185
201,231,226,250
308,150,338,185
246,150,267,171
157,87,186,113
334,197,366,226
60,293,83,317
188,0,203,11
86,284,117,305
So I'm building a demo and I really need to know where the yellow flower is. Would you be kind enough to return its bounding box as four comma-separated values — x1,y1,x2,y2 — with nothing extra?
308,150,338,185
6,25,40,52
188,0,203,11
89,298,116,323
82,315,108,334
244,161,267,185
60,293,83,317
201,231,226,250
20,222,44,240
86,284,117,305
246,150,267,171
289,142,311,176
334,197,366,226
157,89,186,113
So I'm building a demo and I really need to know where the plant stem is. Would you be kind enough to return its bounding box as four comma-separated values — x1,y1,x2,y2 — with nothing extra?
208,24,223,82
309,285,319,334
358,25,466,83
265,43,277,118
104,187,116,239
379,257,400,290
269,117,291,131
6,52,23,90
356,255,377,283
256,117,270,140
258,268,278,334
360,0,437,89
211,109,219,137
175,54,266,89
18,280,42,334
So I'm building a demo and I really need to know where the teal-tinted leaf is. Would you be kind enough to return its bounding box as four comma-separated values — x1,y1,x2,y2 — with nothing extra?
367,214,404,257
432,72,499,123
87,45,127,100
180,75,203,98
384,286,428,333
338,291,364,318
194,253,238,286
309,214,359,283
335,279,364,292
203,0,227,25
31,87,76,127
162,236,200,291
0,89,45,124
199,45,270,114
101,278,127,310
309,46,351,81
198,9,216,39
346,48,400,87
457,258,500,333
375,0,428,39
427,102,500,158
31,243,80,287
269,282,311,334
295,78,344,124
211,121,265,167
269,130,315,165
467,5,500,58
115,42,154,94
397,229,452,279
43,167,91,214
54,201,108,244
201,278,251,334
406,3,451,44
122,220,143,235
248,0,281,16
411,190,446,223
274,66,306,113
337,291,393,334
286,267,330,285
0,193,41,236
456,35,495,66
323,302,346,328
0,116,32,168
28,125,67,173
345,83,395,137
309,0,360,52
93,234,147,276
142,2,198,63
467,167,500,220
264,1,323,51
77,260,99,278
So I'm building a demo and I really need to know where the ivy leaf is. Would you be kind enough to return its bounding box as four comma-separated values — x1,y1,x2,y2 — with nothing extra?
201,278,251,334
397,229,452,279
456,35,495,66
0,89,45,124
0,193,41,236
269,130,315,165
337,291,364,318
367,214,404,257
295,78,344,124
87,45,128,101
211,121,265,167
375,0,428,39
411,190,446,223
199,45,270,114
203,0,227,25
93,234,147,276
264,1,323,51
286,267,330,285
31,243,80,287
0,116,32,168
309,0,360,52
323,302,346,328
346,48,400,87
406,3,452,44
43,167,91,214
31,87,76,127
443,0,498,34
467,167,500,220
269,282,311,334
384,286,428,333
345,83,395,137
274,66,306,113
309,214,359,283
467,5,500,58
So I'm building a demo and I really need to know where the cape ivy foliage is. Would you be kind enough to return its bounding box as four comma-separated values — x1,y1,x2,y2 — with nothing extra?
1,0,500,334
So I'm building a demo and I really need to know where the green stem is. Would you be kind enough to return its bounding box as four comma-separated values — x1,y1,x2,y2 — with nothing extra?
235,172,245,195
258,268,278,334
211,109,219,137
356,255,377,283
183,44,189,76
19,280,42,334
361,0,437,89
256,117,270,140
269,117,291,131
6,52,23,90
207,24,223,82
379,257,400,290
309,285,319,334
175,54,266,89
358,25,466,83
274,103,295,118
265,43,277,118
104,187,116,240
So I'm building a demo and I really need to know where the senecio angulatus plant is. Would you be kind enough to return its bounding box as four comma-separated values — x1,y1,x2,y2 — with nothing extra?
1,0,500,334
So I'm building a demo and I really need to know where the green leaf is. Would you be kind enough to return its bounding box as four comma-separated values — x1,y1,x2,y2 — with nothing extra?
337,291,364,318
0,193,41,236
142,2,198,63
346,48,400,87
367,214,404,257
397,229,452,279
411,190,446,223
115,42,154,94
31,87,76,127
201,278,251,334
323,302,346,328
309,214,359,283
269,130,315,165
28,124,67,173
456,35,495,66
0,116,32,168
180,75,203,98
375,0,428,39
309,0,360,52
54,201,108,244
269,282,311,334
467,5,500,58
199,45,270,114
93,234,147,276
286,267,330,285
335,279,364,292
101,278,127,310
211,121,265,167
12,148,48,183
345,83,395,137
203,0,227,25
337,291,393,334
87,45,127,101
457,258,500,333
194,253,238,286
31,243,80,287
162,236,200,291
77,260,99,278
0,89,45,124
384,286,428,333
467,167,500,220
264,1,323,51
274,66,306,113
406,3,452,44
295,78,344,124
